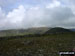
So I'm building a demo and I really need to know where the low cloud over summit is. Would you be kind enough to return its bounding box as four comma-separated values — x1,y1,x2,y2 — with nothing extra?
0,0,75,30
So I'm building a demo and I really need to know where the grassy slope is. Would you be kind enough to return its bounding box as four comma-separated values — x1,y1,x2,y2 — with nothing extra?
0,32,75,56
0,27,50,37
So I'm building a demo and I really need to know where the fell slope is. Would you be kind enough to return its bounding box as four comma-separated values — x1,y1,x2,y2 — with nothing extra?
0,32,75,56
0,27,50,37
45,27,72,34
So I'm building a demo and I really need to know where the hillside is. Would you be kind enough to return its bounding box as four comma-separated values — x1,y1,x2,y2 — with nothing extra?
0,27,50,37
70,29,75,31
45,27,72,34
0,27,75,56
0,32,75,56
0,27,73,37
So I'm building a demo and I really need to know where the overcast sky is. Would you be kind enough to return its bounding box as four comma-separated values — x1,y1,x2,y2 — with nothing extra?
0,0,75,30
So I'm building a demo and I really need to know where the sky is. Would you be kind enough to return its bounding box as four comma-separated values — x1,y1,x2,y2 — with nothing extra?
0,0,75,30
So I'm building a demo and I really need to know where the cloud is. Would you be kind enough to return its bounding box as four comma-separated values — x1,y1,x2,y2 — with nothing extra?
0,7,5,20
0,0,75,30
7,5,25,23
38,7,74,28
0,7,7,30
5,5,26,29
0,5,25,30
46,0,61,8
0,0,19,7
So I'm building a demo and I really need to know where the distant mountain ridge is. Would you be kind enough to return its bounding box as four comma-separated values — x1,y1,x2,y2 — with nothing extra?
0,27,73,37
0,27,50,37
45,27,72,34
70,29,75,31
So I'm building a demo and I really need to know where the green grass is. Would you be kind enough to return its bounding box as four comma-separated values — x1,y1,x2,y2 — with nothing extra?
0,32,75,56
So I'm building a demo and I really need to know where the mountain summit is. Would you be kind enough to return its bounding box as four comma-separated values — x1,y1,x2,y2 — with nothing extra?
45,27,72,34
